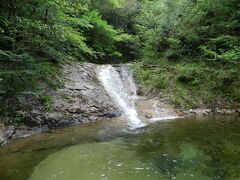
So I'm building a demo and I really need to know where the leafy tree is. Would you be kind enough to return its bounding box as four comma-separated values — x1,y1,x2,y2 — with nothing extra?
0,0,132,120
134,0,240,107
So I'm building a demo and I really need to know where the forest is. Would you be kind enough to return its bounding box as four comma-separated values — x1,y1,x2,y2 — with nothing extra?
1,1,240,179
0,0,239,116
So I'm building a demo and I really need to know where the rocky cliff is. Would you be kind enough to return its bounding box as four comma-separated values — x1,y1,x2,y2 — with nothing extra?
0,62,120,146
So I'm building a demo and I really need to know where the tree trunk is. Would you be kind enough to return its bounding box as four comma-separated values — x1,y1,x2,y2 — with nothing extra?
0,3,2,15
32,2,38,16
44,8,48,24
13,0,16,20
8,5,11,20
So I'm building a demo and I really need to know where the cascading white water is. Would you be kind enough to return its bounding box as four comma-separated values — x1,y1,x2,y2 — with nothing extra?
97,65,145,128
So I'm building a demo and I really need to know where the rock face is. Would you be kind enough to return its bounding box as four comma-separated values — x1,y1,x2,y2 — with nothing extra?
1,63,120,146
49,63,119,127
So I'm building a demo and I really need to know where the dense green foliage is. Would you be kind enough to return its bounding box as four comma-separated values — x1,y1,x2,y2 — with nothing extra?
0,0,131,97
134,0,240,108
0,0,239,117
88,0,141,61
89,0,140,32
0,0,134,121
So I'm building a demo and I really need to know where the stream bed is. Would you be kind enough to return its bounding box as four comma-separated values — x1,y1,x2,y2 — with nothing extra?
0,115,240,180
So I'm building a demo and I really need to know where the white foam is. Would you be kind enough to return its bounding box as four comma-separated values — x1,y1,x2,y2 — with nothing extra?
150,116,180,122
97,65,145,129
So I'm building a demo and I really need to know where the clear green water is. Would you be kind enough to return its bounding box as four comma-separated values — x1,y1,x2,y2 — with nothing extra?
1,116,240,180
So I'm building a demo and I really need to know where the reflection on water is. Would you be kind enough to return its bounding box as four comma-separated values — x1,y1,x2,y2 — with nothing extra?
0,116,240,180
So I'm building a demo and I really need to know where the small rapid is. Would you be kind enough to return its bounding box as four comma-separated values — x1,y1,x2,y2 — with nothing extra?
150,100,180,122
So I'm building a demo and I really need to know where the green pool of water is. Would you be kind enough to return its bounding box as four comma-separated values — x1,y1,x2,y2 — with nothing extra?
1,116,240,180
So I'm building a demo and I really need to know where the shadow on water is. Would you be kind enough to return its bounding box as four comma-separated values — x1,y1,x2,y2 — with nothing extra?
0,118,128,180
0,115,240,180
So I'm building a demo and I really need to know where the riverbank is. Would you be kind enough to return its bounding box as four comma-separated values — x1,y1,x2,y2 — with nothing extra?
0,62,120,146
133,62,240,111
1,62,239,147
1,114,240,180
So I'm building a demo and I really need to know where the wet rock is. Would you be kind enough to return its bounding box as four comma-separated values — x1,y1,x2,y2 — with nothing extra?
145,114,153,119
183,109,211,116
136,97,179,119
183,108,240,116
5,126,16,139
98,112,122,118
195,109,211,116
236,109,240,114
0,126,16,146
224,109,235,114
12,126,47,139
0,128,7,147
88,106,99,113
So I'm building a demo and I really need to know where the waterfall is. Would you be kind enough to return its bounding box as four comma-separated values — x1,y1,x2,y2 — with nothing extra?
97,65,179,128
97,65,145,128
